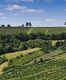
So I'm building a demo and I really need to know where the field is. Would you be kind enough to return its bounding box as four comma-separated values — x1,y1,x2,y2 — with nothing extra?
0,27,66,80
28,27,66,34
0,27,66,35
0,47,66,80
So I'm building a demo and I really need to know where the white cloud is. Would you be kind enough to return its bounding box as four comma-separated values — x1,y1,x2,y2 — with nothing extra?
25,9,43,13
13,8,44,16
0,13,4,16
21,0,33,2
5,3,44,15
45,18,56,22
6,4,26,11
7,0,33,3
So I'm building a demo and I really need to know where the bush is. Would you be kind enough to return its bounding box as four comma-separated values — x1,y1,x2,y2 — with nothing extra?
0,56,8,65
40,58,44,62
20,55,24,57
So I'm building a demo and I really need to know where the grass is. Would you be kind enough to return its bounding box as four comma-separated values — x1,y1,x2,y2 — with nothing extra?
0,48,40,75
0,27,66,35
0,47,66,80
28,27,66,35
1,48,40,59
0,27,66,80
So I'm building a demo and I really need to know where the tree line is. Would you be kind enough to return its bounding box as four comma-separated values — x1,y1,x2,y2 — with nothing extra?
0,22,32,27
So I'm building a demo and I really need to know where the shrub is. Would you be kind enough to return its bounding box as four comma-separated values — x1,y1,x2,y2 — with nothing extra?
20,55,24,57
0,56,8,65
40,58,43,62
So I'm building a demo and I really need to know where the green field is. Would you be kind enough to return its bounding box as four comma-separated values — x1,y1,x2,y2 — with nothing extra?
27,27,66,34
0,27,66,35
0,47,66,80
0,27,66,80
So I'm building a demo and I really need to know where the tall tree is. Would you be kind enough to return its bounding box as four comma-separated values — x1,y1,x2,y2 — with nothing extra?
64,22,66,25
26,22,29,27
22,24,24,27
29,22,32,27
1,25,5,27
7,24,11,27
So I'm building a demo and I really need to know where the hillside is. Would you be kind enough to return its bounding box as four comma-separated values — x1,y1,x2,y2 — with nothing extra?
0,48,40,75
0,27,66,80
0,27,66,55
0,47,66,80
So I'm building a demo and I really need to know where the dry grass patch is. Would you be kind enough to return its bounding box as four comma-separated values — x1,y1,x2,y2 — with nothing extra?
4,48,40,59
0,62,8,75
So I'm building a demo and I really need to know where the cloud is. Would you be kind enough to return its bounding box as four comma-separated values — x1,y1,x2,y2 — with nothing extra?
6,4,44,14
45,18,56,22
13,8,44,16
0,13,4,16
25,9,43,13
7,0,33,3
21,0,33,2
6,4,26,11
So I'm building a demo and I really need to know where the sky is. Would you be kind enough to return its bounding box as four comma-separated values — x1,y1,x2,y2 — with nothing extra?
0,0,65,26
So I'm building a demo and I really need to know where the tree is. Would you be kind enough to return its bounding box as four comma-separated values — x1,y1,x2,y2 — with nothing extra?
7,24,11,27
29,22,32,27
22,24,24,27
64,22,66,25
26,22,29,27
26,22,32,27
1,25,5,27
40,58,43,62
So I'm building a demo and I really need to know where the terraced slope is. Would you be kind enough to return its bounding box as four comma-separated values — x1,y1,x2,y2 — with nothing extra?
0,48,40,75
0,48,66,80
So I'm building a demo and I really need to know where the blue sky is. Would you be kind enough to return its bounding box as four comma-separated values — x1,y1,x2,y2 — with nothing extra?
0,0,65,26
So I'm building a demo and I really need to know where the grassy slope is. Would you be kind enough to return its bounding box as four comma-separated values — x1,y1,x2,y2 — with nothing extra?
0,48,66,80
0,27,66,80
0,48,40,75
3,48,40,59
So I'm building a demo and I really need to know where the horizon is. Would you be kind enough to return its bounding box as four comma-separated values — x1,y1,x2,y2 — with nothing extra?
0,0,65,26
